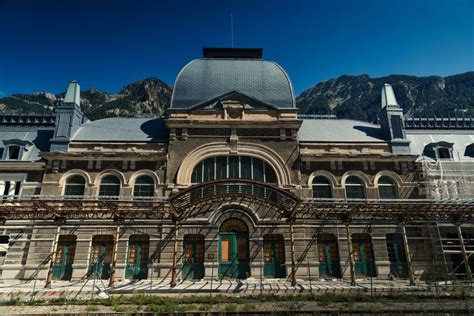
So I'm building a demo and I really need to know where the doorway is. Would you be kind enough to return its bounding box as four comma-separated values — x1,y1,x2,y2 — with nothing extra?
125,235,149,280
183,234,205,280
218,218,250,279
263,234,286,278
88,235,114,279
52,235,76,281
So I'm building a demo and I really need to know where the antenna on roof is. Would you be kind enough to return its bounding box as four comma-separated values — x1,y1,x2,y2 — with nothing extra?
230,13,234,48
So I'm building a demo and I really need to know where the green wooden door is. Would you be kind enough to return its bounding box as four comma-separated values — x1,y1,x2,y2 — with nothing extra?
386,234,408,278
88,238,113,279
182,237,204,280
318,237,342,278
52,239,76,280
125,238,149,280
263,236,286,278
219,233,237,278
353,237,376,277
218,232,250,278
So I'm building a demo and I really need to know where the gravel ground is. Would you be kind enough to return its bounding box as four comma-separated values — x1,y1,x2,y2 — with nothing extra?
0,300,473,314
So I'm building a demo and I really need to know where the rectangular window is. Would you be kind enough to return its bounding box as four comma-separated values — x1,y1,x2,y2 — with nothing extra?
346,186,365,199
313,185,332,199
221,239,230,261
379,185,396,199
8,146,21,160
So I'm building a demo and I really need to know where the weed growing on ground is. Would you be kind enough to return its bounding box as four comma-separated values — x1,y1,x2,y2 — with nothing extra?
222,303,237,313
241,303,257,312
85,305,99,312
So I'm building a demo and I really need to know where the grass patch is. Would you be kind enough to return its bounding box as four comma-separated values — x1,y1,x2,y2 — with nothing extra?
0,290,471,309
85,305,99,312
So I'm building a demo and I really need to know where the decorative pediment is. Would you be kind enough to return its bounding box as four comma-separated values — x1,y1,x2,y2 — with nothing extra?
191,91,279,111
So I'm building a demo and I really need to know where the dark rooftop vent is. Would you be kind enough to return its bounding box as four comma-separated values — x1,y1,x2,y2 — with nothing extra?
203,47,263,59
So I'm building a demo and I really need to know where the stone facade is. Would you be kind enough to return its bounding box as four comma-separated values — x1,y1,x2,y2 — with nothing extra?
0,48,472,287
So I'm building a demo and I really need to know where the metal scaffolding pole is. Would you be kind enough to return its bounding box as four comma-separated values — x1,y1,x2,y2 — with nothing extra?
108,224,121,288
456,224,473,281
289,220,297,286
45,225,61,288
170,219,179,287
345,223,356,286
401,223,416,285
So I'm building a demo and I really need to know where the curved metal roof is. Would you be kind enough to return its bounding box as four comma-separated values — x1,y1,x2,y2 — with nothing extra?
170,59,295,109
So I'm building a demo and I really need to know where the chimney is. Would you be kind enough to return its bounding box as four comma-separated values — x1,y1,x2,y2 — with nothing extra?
379,84,411,155
50,80,87,152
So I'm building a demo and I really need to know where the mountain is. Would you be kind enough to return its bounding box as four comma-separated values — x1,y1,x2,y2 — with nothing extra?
297,72,474,122
1,72,473,122
0,78,172,121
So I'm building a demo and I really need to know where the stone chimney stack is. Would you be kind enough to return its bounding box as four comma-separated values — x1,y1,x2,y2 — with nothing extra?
50,80,86,152
379,84,411,155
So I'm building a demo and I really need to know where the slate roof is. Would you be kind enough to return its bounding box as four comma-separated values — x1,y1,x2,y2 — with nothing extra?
406,130,474,159
170,59,295,109
298,119,386,142
0,128,54,161
72,117,169,142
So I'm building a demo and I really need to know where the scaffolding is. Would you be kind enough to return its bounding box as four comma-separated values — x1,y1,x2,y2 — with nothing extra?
419,159,474,200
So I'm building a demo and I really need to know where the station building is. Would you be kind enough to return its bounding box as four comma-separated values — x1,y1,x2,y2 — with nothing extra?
0,48,472,287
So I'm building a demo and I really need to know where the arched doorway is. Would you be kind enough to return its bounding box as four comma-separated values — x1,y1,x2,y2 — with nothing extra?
218,218,250,279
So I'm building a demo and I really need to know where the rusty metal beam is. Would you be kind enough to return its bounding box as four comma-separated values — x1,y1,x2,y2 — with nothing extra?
108,224,121,288
44,225,61,288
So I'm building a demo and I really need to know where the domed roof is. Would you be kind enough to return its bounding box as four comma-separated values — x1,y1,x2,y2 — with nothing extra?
170,56,295,109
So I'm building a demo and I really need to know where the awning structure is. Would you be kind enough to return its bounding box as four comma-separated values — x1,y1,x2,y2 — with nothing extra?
0,197,171,221
169,179,300,221
296,199,474,223
0,180,472,223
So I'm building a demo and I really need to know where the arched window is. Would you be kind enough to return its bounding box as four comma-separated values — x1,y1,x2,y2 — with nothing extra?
312,176,332,199
378,176,397,199
345,176,365,199
64,175,86,197
191,156,277,184
99,175,120,197
133,175,155,198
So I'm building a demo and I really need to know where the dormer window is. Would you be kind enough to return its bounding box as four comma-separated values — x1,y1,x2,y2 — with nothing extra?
465,144,474,158
2,140,31,161
423,142,454,160
437,147,452,159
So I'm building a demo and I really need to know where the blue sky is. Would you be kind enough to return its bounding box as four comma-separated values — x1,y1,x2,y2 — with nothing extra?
0,0,473,96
